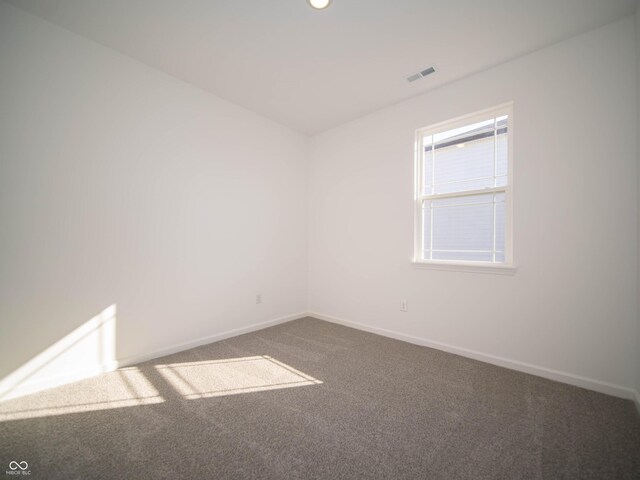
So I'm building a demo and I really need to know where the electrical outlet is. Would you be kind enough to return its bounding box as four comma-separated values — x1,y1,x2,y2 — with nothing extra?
256,294,262,304
400,300,408,312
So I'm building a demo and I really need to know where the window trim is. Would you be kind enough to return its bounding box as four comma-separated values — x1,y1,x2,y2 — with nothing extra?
412,102,516,273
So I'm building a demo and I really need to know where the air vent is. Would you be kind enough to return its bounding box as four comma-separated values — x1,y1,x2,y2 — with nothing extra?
407,66,436,83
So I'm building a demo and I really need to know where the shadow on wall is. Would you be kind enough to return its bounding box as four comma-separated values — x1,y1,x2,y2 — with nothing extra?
0,304,118,401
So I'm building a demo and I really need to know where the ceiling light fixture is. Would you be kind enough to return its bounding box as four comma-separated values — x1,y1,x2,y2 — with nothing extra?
308,0,332,10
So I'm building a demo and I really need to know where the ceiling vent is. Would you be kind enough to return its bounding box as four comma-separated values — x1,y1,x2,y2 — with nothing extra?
407,66,436,83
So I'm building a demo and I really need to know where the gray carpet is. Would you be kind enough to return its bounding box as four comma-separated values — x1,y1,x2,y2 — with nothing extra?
1,317,639,479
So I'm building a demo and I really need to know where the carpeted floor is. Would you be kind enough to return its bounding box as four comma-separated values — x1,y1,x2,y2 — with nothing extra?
1,317,639,479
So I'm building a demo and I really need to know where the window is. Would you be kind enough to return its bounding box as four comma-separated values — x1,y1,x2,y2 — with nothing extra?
414,104,514,272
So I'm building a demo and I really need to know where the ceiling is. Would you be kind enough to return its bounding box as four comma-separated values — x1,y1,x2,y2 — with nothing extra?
6,0,638,134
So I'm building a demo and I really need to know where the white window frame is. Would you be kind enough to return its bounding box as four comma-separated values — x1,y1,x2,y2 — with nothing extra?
412,103,516,275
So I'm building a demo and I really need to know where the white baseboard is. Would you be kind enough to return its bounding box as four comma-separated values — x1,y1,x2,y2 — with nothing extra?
308,311,640,406
117,311,308,368
4,309,639,416
0,311,307,401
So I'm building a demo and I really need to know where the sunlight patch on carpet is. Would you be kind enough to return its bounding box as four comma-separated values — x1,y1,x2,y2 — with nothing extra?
0,367,164,421
155,355,322,399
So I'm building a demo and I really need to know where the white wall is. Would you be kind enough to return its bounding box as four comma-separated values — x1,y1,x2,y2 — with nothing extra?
309,17,639,394
0,2,307,398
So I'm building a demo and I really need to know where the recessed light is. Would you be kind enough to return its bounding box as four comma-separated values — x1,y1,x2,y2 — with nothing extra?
308,0,332,10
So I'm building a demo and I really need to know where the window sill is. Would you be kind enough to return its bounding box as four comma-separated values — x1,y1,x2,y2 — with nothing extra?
411,260,518,275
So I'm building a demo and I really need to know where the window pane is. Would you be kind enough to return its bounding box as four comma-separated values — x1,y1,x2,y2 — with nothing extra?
495,175,507,188
495,200,505,254
422,135,433,196
423,114,509,195
496,132,507,179
422,193,506,263
432,196,494,251
433,251,493,262
435,176,495,194
422,200,431,259
431,193,496,208
433,137,494,193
